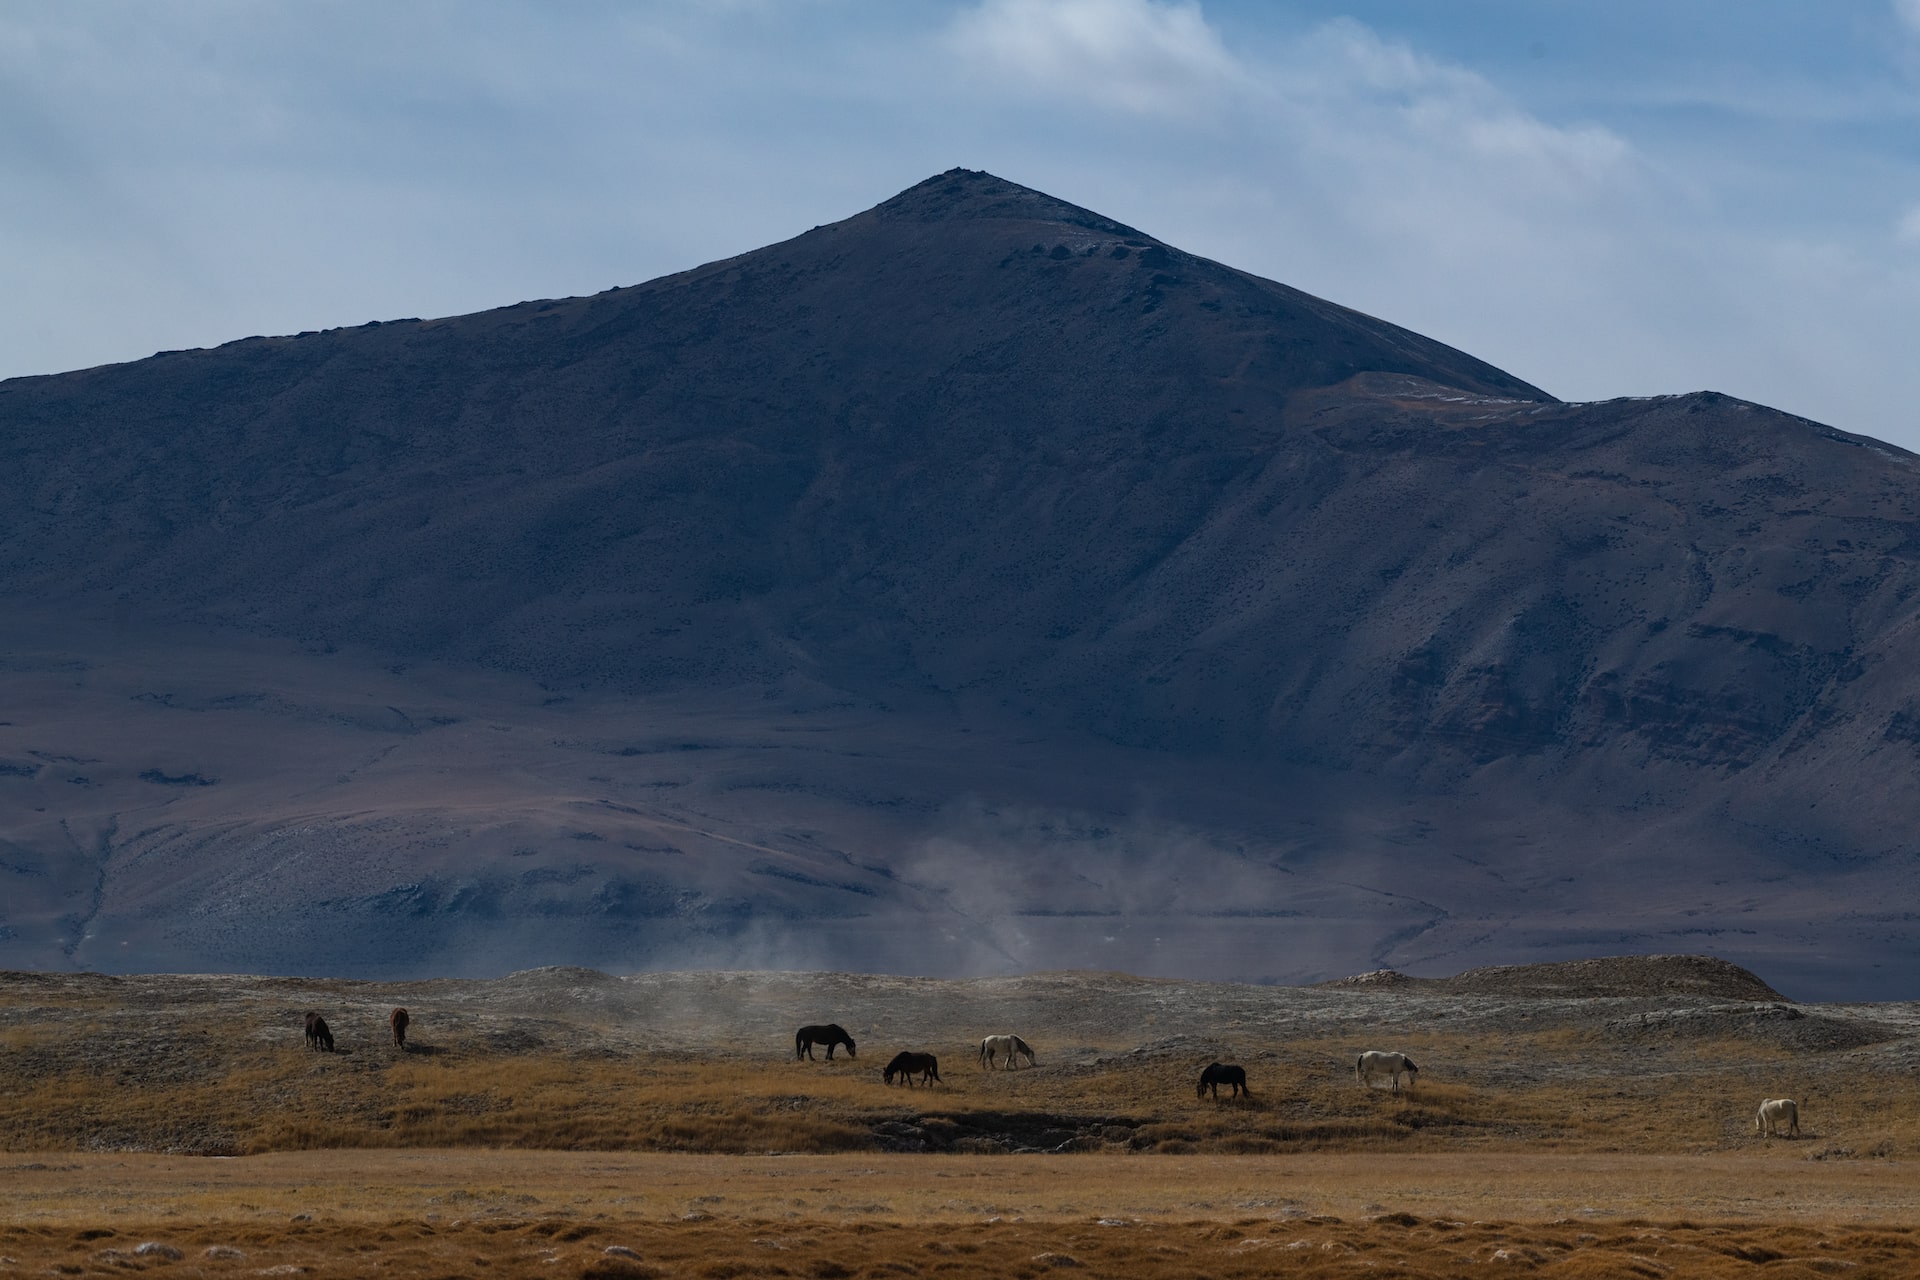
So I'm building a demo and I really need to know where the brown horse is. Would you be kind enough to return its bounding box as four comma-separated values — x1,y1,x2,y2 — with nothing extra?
390,1007,410,1048
884,1051,941,1086
304,1012,335,1052
795,1024,856,1060
1197,1062,1247,1100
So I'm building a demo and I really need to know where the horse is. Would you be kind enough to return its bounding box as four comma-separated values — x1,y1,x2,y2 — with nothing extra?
795,1024,856,1061
1757,1098,1800,1137
979,1034,1037,1069
884,1051,941,1086
1357,1050,1418,1093
390,1007,410,1048
1197,1062,1248,1100
304,1012,334,1052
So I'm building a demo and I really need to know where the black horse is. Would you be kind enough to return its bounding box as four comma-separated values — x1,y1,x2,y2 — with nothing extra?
883,1051,941,1086
795,1023,856,1060
1197,1062,1247,1100
304,1012,335,1052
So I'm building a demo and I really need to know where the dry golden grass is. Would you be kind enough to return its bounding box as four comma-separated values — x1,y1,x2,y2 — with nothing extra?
5,1013,1918,1159
2,1150,1919,1278
9,966,1919,1273
9,1214,1920,1280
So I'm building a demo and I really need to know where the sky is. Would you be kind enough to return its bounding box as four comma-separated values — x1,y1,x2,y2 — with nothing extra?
4,1,1920,447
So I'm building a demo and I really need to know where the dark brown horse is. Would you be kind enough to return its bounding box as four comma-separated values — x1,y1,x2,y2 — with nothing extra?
390,1007,410,1048
795,1024,856,1060
304,1012,335,1052
1197,1062,1247,1100
884,1051,941,1086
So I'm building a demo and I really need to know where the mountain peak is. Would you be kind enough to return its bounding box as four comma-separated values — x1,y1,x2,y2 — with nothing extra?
10,172,1918,997
871,168,1147,238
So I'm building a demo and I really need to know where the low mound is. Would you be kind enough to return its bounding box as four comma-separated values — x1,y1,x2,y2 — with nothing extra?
1318,968,1421,990
1604,1003,1898,1052
1322,955,1788,1001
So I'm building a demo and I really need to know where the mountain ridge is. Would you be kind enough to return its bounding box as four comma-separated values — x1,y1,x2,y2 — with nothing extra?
4,171,1919,998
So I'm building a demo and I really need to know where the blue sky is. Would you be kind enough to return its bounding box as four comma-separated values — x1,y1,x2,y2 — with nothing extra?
5,1,1919,446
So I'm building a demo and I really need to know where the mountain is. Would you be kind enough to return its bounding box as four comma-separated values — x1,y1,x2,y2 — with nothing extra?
3,169,1917,998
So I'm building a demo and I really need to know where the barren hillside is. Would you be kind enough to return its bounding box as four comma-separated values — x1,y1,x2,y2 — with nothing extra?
6,171,1920,995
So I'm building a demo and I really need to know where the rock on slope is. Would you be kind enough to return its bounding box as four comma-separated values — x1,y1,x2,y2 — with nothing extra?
4,171,1920,997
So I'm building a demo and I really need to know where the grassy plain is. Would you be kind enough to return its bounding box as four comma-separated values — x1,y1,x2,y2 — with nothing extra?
4,963,1920,1275
4,1023,1917,1158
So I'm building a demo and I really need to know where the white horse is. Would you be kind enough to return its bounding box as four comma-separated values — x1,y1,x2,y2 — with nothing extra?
1756,1098,1799,1137
979,1034,1037,1069
1356,1050,1419,1093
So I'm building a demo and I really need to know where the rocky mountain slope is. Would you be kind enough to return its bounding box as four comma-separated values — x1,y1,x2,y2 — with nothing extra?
4,171,1919,996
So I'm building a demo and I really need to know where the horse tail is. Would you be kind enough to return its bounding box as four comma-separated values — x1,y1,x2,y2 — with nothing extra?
1356,1055,1365,1084
980,1038,990,1068
796,1030,806,1060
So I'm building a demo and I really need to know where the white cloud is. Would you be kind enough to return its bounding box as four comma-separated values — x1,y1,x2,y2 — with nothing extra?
933,9,1920,439
1897,0,1920,35
1277,20,1637,204
947,0,1246,118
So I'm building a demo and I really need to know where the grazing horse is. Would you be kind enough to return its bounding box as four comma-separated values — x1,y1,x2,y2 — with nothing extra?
390,1007,410,1048
1197,1062,1248,1100
884,1051,941,1086
795,1023,856,1061
1757,1098,1800,1137
304,1012,334,1052
979,1034,1037,1070
1357,1050,1418,1093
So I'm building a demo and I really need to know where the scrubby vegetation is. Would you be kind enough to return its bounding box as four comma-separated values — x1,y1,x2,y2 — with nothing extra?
2,967,1917,1159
